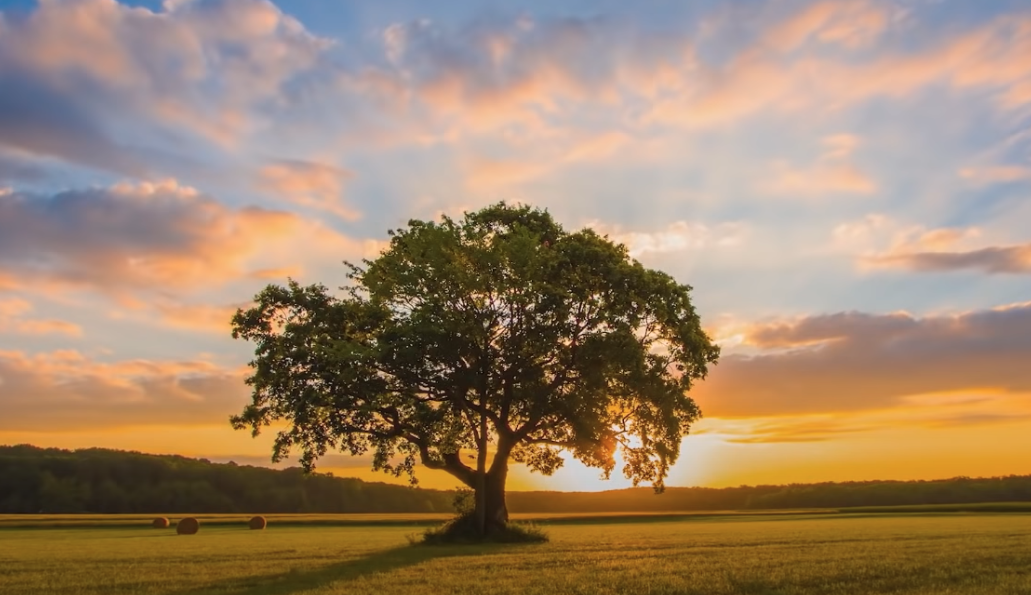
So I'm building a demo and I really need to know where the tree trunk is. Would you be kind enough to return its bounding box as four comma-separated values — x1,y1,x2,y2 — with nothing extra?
469,452,510,536
483,467,509,533
474,410,488,535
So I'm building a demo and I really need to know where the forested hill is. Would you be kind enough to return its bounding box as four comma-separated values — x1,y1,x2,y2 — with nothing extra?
2,444,1030,514
0,445,454,514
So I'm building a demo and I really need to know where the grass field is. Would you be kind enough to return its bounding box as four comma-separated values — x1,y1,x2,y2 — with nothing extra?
5,502,1030,529
0,510,839,530
2,512,1030,594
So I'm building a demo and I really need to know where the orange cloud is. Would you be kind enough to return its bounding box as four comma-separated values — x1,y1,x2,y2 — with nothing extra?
248,266,304,281
959,165,1031,186
0,179,372,300
648,7,1031,128
866,244,1031,274
0,297,82,337
0,348,249,431
0,0,335,150
690,303,1031,418
150,301,250,334
256,159,359,221
463,131,634,191
354,16,693,137
465,158,548,189
698,386,1031,444
761,134,876,197
832,214,958,254
762,0,891,52
766,164,876,196
836,216,1031,274
831,215,1031,275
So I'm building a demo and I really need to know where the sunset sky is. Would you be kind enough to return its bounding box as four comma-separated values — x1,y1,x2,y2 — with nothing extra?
1,0,1030,492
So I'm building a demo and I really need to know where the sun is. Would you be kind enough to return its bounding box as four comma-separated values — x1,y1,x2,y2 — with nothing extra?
508,433,724,492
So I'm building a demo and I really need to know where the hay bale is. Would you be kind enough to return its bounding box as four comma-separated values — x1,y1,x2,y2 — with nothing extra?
248,516,267,530
176,517,200,535
152,517,170,529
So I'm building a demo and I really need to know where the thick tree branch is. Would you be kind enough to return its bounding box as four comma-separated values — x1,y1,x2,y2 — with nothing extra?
408,433,476,487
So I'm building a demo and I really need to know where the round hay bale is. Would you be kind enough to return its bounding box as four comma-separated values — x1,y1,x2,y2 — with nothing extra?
248,516,267,530
152,517,170,529
176,517,200,535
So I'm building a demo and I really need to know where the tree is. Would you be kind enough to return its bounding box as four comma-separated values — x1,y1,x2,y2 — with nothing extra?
230,202,720,536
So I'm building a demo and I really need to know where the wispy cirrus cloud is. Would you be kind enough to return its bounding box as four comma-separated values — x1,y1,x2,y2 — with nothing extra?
762,134,877,197
697,388,1031,444
0,297,82,337
959,165,1031,186
149,301,251,334
256,159,358,220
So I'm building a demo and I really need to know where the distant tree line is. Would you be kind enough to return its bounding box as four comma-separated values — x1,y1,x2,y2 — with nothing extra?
507,475,1031,513
0,445,454,514
2,445,1029,514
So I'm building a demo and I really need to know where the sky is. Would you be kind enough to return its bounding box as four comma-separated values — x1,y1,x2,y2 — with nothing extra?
1,0,1030,492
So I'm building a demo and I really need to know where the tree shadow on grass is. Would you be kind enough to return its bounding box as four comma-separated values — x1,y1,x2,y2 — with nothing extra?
172,543,499,595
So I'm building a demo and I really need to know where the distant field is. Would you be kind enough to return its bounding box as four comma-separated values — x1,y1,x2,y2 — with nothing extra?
0,509,836,529
838,502,1031,513
3,502,1030,529
2,512,1030,594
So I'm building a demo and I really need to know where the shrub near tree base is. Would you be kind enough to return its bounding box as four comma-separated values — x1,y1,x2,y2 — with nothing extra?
175,517,200,535
417,512,548,545
412,488,548,545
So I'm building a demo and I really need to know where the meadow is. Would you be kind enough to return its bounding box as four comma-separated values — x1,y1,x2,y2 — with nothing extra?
2,512,1030,595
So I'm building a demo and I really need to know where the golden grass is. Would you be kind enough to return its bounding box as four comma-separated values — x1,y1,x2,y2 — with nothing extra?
1,513,1029,594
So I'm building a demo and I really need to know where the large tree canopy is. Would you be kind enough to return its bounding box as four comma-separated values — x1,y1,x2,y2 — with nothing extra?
230,202,720,535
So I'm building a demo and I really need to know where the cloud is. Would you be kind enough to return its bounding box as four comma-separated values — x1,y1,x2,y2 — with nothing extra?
959,165,1031,186
832,215,970,253
832,215,1031,274
349,14,693,137
0,67,150,175
697,391,1031,443
0,0,334,173
0,298,82,337
256,159,358,220
761,0,892,52
647,4,1031,128
463,131,634,191
691,302,1031,418
866,244,1031,274
0,349,249,431
150,301,250,334
585,220,748,258
0,179,369,299
835,215,1031,274
0,151,56,184
322,0,1029,142
702,417,878,444
763,134,877,197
